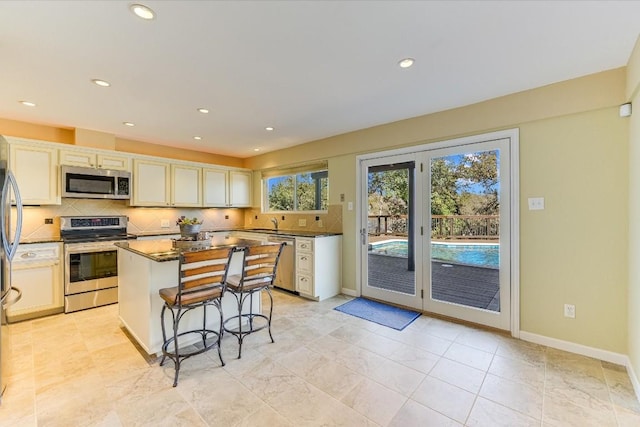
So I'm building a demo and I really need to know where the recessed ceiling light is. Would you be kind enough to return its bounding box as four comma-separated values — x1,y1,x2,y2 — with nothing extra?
193,136,202,140
197,108,209,114
130,3,155,20
265,127,274,131
398,58,415,68
253,148,261,152
20,101,36,107
123,122,135,127
92,79,111,87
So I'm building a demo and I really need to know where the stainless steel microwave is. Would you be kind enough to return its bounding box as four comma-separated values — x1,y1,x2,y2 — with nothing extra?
61,165,131,199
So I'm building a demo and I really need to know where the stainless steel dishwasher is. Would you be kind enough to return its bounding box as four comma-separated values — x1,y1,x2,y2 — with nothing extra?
267,235,296,293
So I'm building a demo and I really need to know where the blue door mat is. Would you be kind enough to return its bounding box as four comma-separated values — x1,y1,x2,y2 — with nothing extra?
334,297,421,331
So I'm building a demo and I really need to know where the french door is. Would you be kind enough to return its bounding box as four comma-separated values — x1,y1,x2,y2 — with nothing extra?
360,132,515,331
360,153,422,310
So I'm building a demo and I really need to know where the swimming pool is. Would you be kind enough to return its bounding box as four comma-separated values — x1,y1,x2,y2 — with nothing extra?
369,239,499,269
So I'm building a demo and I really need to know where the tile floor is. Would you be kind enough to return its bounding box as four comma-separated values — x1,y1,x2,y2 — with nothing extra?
2,290,640,426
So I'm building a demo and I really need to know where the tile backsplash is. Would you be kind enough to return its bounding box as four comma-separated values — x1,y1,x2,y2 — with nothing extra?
16,200,343,242
17,199,244,241
244,204,342,233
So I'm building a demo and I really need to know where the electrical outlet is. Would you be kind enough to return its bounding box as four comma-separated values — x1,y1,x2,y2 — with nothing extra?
225,215,229,219
298,219,307,227
44,218,53,224
528,197,545,210
160,219,170,228
564,304,576,318
317,220,323,228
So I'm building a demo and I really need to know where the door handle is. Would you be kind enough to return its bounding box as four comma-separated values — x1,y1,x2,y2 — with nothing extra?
2,286,22,309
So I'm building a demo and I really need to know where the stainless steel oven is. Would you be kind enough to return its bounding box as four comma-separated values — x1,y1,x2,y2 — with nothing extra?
60,215,131,313
64,240,119,313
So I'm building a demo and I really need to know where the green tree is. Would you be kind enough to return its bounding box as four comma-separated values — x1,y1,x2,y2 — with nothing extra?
268,176,294,211
430,158,459,215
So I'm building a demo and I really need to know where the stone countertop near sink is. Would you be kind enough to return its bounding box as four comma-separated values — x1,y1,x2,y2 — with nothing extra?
133,228,341,239
234,228,342,238
115,234,272,262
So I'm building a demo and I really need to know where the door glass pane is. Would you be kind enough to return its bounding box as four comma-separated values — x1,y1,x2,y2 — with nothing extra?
367,162,416,295
430,150,500,311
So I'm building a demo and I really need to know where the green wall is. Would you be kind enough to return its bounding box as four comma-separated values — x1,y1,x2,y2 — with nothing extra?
246,67,630,354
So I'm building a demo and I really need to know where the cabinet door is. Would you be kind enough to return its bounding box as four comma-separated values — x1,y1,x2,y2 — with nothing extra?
97,154,129,171
229,170,252,207
202,168,229,207
171,164,201,207
59,149,96,168
9,144,60,205
132,159,170,206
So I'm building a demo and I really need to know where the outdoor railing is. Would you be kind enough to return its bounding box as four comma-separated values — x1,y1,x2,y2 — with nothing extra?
368,214,499,240
432,215,499,240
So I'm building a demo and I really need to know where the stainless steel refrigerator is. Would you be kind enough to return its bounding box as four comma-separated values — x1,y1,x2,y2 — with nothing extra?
0,147,24,404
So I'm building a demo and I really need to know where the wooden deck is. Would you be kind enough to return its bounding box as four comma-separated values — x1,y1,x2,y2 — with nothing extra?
367,253,500,311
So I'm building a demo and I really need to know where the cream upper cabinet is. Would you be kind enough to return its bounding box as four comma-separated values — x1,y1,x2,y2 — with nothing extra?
132,159,171,206
203,168,251,207
229,170,252,207
171,164,201,207
132,159,202,207
203,168,228,207
59,148,129,171
9,142,60,205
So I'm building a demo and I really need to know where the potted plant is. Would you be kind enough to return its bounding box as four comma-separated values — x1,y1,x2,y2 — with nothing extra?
176,216,202,238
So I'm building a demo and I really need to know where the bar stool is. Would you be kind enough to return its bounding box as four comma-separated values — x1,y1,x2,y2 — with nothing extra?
223,243,284,358
158,247,232,387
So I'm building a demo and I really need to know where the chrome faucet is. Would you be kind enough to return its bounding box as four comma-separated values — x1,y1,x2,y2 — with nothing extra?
270,217,279,231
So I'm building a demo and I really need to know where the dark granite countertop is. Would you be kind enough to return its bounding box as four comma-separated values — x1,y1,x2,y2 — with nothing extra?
133,227,341,239
19,237,63,244
115,234,271,262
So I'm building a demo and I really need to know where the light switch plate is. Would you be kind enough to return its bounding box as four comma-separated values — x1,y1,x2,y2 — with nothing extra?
528,197,545,210
298,219,307,227
348,202,353,211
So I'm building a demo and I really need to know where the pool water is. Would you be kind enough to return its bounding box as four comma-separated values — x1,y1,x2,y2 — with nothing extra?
369,240,499,269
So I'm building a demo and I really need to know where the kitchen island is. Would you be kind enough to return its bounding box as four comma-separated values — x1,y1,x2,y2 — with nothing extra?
116,236,267,355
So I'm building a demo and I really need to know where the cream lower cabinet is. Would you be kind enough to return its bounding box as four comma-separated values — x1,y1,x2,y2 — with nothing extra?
203,168,251,207
6,242,63,322
295,235,341,301
8,141,60,205
132,159,201,207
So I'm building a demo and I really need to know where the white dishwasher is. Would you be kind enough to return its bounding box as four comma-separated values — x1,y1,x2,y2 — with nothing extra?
6,242,64,323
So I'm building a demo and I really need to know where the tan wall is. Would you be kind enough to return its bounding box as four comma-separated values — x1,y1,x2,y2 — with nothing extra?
245,68,629,353
627,35,640,384
0,117,74,144
0,117,244,168
519,109,627,352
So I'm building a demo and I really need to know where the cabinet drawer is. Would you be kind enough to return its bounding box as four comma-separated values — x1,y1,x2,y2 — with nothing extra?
296,252,313,274
296,238,314,252
296,274,313,294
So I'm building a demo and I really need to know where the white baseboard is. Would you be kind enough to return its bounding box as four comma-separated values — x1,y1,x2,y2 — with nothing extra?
626,359,640,405
520,331,640,404
341,288,357,297
519,331,628,365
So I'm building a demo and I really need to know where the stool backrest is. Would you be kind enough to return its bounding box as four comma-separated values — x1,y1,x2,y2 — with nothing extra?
179,247,233,297
237,243,284,287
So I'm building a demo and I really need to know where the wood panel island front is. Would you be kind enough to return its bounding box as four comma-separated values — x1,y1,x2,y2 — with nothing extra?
115,236,266,355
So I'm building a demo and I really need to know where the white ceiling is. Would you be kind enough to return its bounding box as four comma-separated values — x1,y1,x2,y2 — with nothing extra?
0,1,638,158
